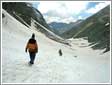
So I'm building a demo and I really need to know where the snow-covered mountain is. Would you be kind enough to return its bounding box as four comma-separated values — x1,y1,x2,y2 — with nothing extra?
2,9,110,84
2,2,67,45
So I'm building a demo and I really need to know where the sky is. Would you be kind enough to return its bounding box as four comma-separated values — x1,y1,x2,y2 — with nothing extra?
31,1,110,24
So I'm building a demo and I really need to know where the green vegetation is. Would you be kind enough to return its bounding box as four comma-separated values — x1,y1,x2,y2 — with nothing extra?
62,5,110,53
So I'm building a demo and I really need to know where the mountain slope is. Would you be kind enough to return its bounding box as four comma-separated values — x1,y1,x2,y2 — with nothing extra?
2,9,110,83
2,2,49,29
62,5,110,53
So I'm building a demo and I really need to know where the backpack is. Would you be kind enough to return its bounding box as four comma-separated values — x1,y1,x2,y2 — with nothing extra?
28,43,37,53
28,38,38,52
28,43,36,49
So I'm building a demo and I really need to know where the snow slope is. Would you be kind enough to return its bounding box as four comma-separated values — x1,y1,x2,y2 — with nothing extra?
2,9,110,84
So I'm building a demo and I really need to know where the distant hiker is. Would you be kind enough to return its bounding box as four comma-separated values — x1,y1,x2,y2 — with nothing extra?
25,33,38,65
59,49,62,56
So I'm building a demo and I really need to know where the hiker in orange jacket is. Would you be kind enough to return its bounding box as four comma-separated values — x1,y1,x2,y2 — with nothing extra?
25,33,38,65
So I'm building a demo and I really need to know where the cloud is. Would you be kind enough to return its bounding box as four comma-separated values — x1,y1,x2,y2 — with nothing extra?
78,16,83,20
37,1,60,14
38,1,89,17
44,16,60,23
37,1,89,23
86,1,110,14
33,1,110,23
44,16,76,24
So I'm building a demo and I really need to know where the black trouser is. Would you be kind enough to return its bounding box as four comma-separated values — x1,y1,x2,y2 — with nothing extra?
29,52,36,64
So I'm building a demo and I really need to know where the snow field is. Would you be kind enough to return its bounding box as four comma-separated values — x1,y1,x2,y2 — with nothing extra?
2,9,110,83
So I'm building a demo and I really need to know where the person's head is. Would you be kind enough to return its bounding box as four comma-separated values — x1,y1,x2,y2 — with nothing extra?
31,33,35,39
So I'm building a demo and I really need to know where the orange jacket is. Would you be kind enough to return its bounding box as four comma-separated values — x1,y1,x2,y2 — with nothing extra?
26,40,38,53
